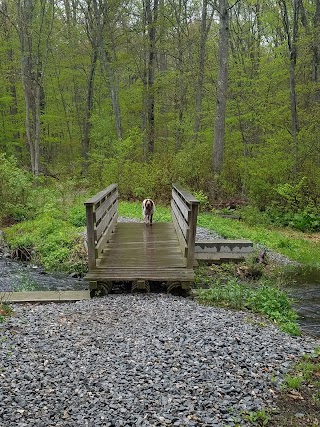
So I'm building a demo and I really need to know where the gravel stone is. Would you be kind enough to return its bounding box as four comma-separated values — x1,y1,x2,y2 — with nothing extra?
0,294,318,426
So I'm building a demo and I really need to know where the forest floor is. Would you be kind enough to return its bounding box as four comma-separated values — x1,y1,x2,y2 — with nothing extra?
268,375,320,427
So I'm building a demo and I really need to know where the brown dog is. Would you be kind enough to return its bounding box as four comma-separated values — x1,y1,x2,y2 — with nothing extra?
142,199,155,225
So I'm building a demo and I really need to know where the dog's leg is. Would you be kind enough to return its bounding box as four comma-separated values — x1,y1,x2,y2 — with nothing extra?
150,214,153,225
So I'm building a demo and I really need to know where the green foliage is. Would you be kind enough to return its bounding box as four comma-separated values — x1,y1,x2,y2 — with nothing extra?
0,303,13,323
264,177,320,232
68,206,87,227
0,154,32,222
281,374,303,391
173,142,212,191
197,278,300,335
87,135,215,204
192,190,211,212
238,206,272,227
4,202,87,274
289,211,320,232
197,278,250,309
242,409,271,426
275,177,312,212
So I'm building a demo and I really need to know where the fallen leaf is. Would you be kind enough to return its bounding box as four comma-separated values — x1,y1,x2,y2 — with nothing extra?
288,390,304,400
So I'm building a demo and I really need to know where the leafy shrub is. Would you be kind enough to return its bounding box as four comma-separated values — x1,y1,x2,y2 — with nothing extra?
0,154,32,222
4,205,87,274
289,211,320,232
68,206,87,227
173,142,212,191
268,177,320,232
197,279,300,335
192,190,211,212
265,207,320,232
238,206,272,227
275,177,312,212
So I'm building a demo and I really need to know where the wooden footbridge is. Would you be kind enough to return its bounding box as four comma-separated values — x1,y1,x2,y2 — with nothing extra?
0,183,253,303
0,182,254,303
84,184,200,294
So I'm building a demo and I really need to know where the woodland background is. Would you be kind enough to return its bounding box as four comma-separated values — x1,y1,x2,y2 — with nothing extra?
0,0,320,232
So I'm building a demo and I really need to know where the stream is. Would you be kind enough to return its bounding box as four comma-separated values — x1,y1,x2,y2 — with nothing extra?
284,266,320,338
0,255,87,293
0,255,319,338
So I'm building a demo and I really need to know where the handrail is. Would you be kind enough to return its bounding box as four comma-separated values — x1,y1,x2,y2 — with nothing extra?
84,184,118,269
171,184,199,268
84,183,199,271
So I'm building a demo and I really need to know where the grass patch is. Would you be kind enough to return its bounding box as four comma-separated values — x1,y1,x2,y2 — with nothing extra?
0,303,13,322
196,276,300,335
119,201,171,222
4,204,87,274
268,349,320,426
242,409,271,426
197,214,320,268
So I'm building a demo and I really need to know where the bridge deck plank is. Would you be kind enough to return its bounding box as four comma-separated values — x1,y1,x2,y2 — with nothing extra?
84,222,194,282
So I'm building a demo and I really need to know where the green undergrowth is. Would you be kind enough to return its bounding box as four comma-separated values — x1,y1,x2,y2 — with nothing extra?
197,214,320,268
282,349,320,392
119,201,171,222
266,348,320,427
4,203,87,274
0,302,13,323
195,263,301,335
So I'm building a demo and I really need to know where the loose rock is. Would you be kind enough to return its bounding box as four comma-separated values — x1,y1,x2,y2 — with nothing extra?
0,294,318,426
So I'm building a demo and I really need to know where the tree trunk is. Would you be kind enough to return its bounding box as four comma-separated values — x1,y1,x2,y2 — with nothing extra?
145,0,159,155
91,0,122,140
312,0,320,101
194,0,211,138
280,0,300,178
212,0,229,175
101,48,123,140
176,40,184,151
18,0,40,175
83,50,98,163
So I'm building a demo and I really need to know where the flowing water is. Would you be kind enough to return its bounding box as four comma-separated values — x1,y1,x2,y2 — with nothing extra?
0,255,87,293
284,267,320,338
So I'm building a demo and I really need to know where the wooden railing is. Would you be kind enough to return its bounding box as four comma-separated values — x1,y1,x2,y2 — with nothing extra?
171,184,199,268
84,183,199,271
84,184,118,269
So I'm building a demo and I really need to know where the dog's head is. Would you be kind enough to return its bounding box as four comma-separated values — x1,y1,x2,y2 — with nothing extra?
144,199,153,211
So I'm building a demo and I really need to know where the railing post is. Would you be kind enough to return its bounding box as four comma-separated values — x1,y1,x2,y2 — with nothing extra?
186,201,199,268
85,203,96,270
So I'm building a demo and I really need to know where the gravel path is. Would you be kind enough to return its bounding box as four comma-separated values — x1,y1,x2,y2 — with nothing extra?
1,294,319,427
